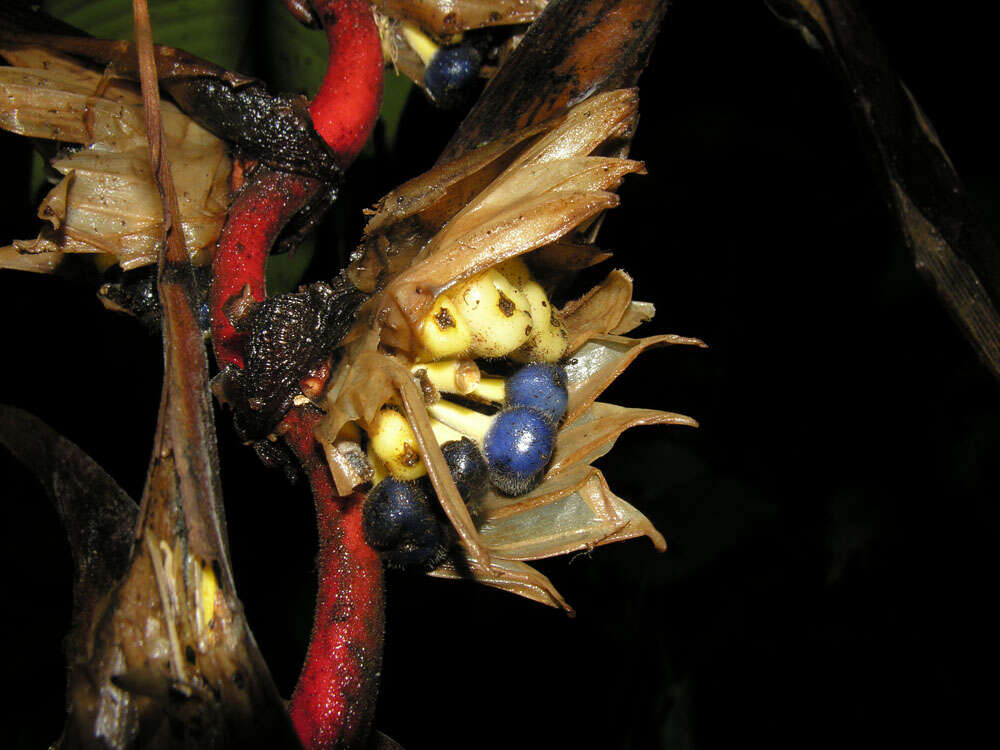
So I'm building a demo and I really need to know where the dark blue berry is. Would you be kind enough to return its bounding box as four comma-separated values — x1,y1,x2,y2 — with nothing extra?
424,45,481,109
505,364,568,425
197,300,212,333
362,478,447,570
483,406,557,497
441,437,489,511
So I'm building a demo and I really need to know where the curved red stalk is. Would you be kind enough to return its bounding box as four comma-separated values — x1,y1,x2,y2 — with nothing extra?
281,408,385,750
210,167,321,369
309,0,385,168
210,0,383,370
206,2,387,747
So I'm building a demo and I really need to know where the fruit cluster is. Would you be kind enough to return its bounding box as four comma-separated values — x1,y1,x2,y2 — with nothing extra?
359,257,570,567
310,90,700,608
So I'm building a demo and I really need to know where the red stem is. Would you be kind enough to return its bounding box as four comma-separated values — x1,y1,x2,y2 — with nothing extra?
210,168,321,369
209,0,383,370
308,0,385,168
206,3,387,746
281,408,385,750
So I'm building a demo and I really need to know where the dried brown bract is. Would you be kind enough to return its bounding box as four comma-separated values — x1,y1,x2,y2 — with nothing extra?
0,46,230,273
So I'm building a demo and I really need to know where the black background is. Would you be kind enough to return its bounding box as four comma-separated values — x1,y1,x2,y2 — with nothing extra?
2,2,999,747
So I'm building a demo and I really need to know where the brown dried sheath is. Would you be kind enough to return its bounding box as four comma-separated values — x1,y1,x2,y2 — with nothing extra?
440,0,668,162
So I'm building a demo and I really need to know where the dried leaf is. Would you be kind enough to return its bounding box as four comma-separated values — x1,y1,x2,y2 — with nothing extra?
0,245,68,272
610,301,656,336
548,401,697,478
564,333,707,425
374,0,546,38
441,0,667,162
428,555,573,613
0,47,230,272
477,467,665,560
561,269,635,352
362,120,553,236
528,239,612,272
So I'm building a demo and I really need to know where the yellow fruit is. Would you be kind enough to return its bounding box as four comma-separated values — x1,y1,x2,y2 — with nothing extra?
512,280,569,363
412,358,480,395
368,407,427,480
469,375,506,404
496,257,532,288
426,399,493,445
366,441,389,485
415,294,473,361
452,269,533,358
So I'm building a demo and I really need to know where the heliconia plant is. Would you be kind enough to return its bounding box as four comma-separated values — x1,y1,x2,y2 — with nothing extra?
4,0,995,748
0,0,686,745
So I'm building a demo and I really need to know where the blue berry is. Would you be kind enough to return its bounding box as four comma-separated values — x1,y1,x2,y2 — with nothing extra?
361,477,447,570
483,406,557,497
441,437,489,506
505,364,568,425
424,45,481,109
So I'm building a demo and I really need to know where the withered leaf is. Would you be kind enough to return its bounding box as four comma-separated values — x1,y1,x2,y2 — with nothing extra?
0,46,231,271
766,0,1000,382
0,405,137,662
374,0,546,39
440,0,668,162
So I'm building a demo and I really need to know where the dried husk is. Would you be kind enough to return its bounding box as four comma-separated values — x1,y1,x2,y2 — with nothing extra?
564,333,707,424
0,47,230,272
374,0,546,39
372,90,643,356
561,268,637,352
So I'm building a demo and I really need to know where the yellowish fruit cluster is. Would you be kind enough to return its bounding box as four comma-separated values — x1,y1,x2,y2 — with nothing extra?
414,258,568,364
366,258,566,484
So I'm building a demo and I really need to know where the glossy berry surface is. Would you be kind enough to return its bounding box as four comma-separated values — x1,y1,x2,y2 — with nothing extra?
505,364,569,424
424,45,481,109
483,406,557,497
441,437,489,505
361,477,447,570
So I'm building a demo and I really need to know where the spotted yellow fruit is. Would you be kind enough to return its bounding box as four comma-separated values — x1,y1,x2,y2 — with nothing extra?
369,407,427,480
496,257,533,288
451,269,533,358
416,294,473,361
512,280,569,363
